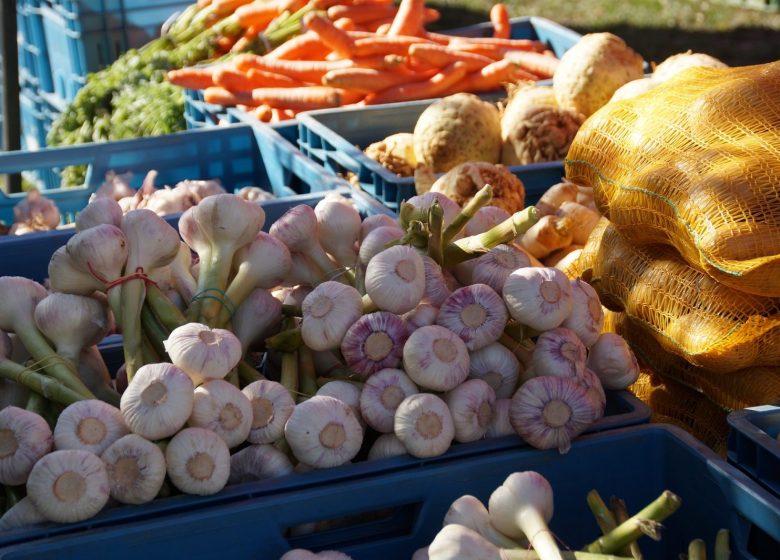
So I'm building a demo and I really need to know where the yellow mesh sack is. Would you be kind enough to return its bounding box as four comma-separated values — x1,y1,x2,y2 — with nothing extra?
565,61,780,297
578,218,780,372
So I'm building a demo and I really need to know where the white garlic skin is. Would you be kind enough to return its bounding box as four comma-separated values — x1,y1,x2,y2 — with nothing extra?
587,333,641,390
101,433,166,505
367,433,408,461
562,279,604,347
421,256,452,307
301,282,364,351
165,427,231,496
463,206,512,237
394,393,455,458
163,323,243,386
0,407,53,486
485,399,515,439
402,303,440,335
579,367,607,422
284,396,363,468
360,214,398,242
456,245,531,294
428,524,503,560
445,379,496,443
189,380,253,448
229,444,294,485
359,368,419,433
531,327,587,379
54,400,129,456
242,380,296,444
0,497,48,531
358,226,404,266
340,311,408,378
436,284,508,351
317,381,364,423
26,449,110,523
468,342,520,399
502,267,573,331
365,245,426,315
120,362,194,440
403,325,470,392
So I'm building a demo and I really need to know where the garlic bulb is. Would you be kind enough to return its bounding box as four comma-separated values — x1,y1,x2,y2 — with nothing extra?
189,380,253,448
76,197,123,232
284,396,363,468
403,325,470,392
13,188,60,231
228,444,294,485
301,281,363,351
531,327,586,379
456,245,531,294
402,303,440,334
0,497,47,531
446,379,496,443
428,521,504,560
101,433,166,505
163,323,243,386
367,433,407,460
359,368,419,433
242,380,296,444
510,375,593,453
358,226,404,266
120,363,194,440
54,400,129,455
443,495,520,549
315,197,361,268
232,288,283,352
437,284,508,351
317,381,364,424
468,342,520,399
579,368,606,422
26,449,109,523
587,333,640,390
47,246,104,296
166,427,231,495
561,279,604,347
502,267,573,331
360,214,398,241
406,192,461,229
394,393,455,458
0,407,53,485
463,206,512,237
421,256,452,307
270,204,341,278
412,547,430,560
340,312,408,378
365,245,426,314
485,399,515,438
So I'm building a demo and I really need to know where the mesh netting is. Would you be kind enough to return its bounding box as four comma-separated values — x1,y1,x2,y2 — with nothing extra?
578,218,780,373
565,61,780,297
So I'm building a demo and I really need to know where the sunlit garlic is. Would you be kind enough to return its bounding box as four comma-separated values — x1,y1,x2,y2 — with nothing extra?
579,368,606,422
365,245,426,315
360,214,398,241
189,380,253,448
54,400,129,455
301,282,363,351
317,381,364,424
394,393,455,458
437,284,507,351
0,407,53,485
242,380,296,444
455,245,531,293
502,267,572,331
228,444,294,485
315,197,361,268
561,279,604,347
445,379,496,443
340,312,408,378
463,206,512,237
76,197,123,232
163,322,243,386
586,333,640,390
403,325,470,392
166,427,230,495
359,368,419,433
101,434,166,505
531,327,586,379
358,226,405,266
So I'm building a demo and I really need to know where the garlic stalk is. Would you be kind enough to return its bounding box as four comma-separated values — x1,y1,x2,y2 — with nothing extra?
394,393,455,458
284,395,363,468
359,368,418,433
101,433,166,505
402,303,440,334
340,312,409,378
469,342,520,399
26,449,110,523
455,245,531,294
284,252,327,287
437,284,508,351
231,288,283,352
486,399,515,438
0,277,94,399
121,209,181,379
229,444,294,484
446,379,496,443
54,400,129,455
502,267,573,331
403,325,470,392
531,327,586,379
444,495,520,549
358,226,405,266
405,192,462,231
586,333,640,391
0,497,47,531
315,197,362,268
189,379,253,448
163,322,243,386
48,247,104,296
301,282,363,351
488,471,561,560
367,433,407,460
165,427,231,495
242,380,296,444
120,363,194,440
169,242,198,305
561,280,604,348
34,293,111,365
76,197,123,232
509,375,593,453
0,406,53,485
365,245,426,315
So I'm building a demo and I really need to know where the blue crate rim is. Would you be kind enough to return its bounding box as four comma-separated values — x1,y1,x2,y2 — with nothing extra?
728,405,780,456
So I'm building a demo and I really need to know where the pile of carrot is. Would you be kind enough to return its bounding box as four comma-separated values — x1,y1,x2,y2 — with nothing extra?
167,0,560,123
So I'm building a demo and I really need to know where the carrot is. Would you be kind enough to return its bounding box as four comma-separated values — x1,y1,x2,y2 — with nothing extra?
235,1,281,27
251,87,364,110
215,35,238,53
197,0,213,8
365,61,468,104
450,36,547,52
422,31,455,45
490,4,511,39
327,4,396,24
322,67,435,93
333,17,356,30
252,104,274,122
423,8,440,23
279,0,307,11
235,54,353,83
447,42,504,59
459,59,537,93
167,68,217,89
204,87,253,106
212,0,254,17
267,32,330,60
352,35,434,56
230,24,261,53
354,0,394,4
358,16,394,33
408,43,493,71
303,12,355,57
214,67,306,91
387,0,425,36
271,108,299,122
504,50,559,78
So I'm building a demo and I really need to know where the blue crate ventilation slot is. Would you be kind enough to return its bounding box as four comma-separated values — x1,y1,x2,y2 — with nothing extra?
728,405,780,499
1,425,779,559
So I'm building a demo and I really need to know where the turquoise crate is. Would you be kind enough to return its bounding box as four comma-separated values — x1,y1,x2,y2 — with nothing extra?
16,0,54,93
728,405,780,499
1,425,778,559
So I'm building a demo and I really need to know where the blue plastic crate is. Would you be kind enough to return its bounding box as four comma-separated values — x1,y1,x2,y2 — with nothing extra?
297,98,566,211
728,405,780,499
183,88,233,131
18,88,48,152
1,424,778,559
16,0,54,93
38,0,190,102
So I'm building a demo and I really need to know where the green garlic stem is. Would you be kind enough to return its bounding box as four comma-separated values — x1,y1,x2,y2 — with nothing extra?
428,201,444,266
610,497,642,559
1,359,84,406
121,279,147,382
588,490,618,536
200,246,240,326
282,304,302,317
297,346,318,403
504,552,632,560
146,284,187,332
280,349,299,398
714,529,730,560
688,539,707,560
238,360,264,387
265,328,303,353
141,304,171,360
442,184,494,245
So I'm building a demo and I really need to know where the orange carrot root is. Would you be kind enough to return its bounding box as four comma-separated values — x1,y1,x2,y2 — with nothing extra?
387,0,425,37
490,4,511,39
303,12,355,57
327,4,397,24
504,50,559,78
408,43,493,71
204,86,254,106
267,31,330,60
365,61,468,104
322,67,435,93
251,86,364,110
167,68,217,90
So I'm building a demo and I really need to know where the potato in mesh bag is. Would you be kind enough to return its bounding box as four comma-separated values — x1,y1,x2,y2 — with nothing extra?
565,61,780,297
